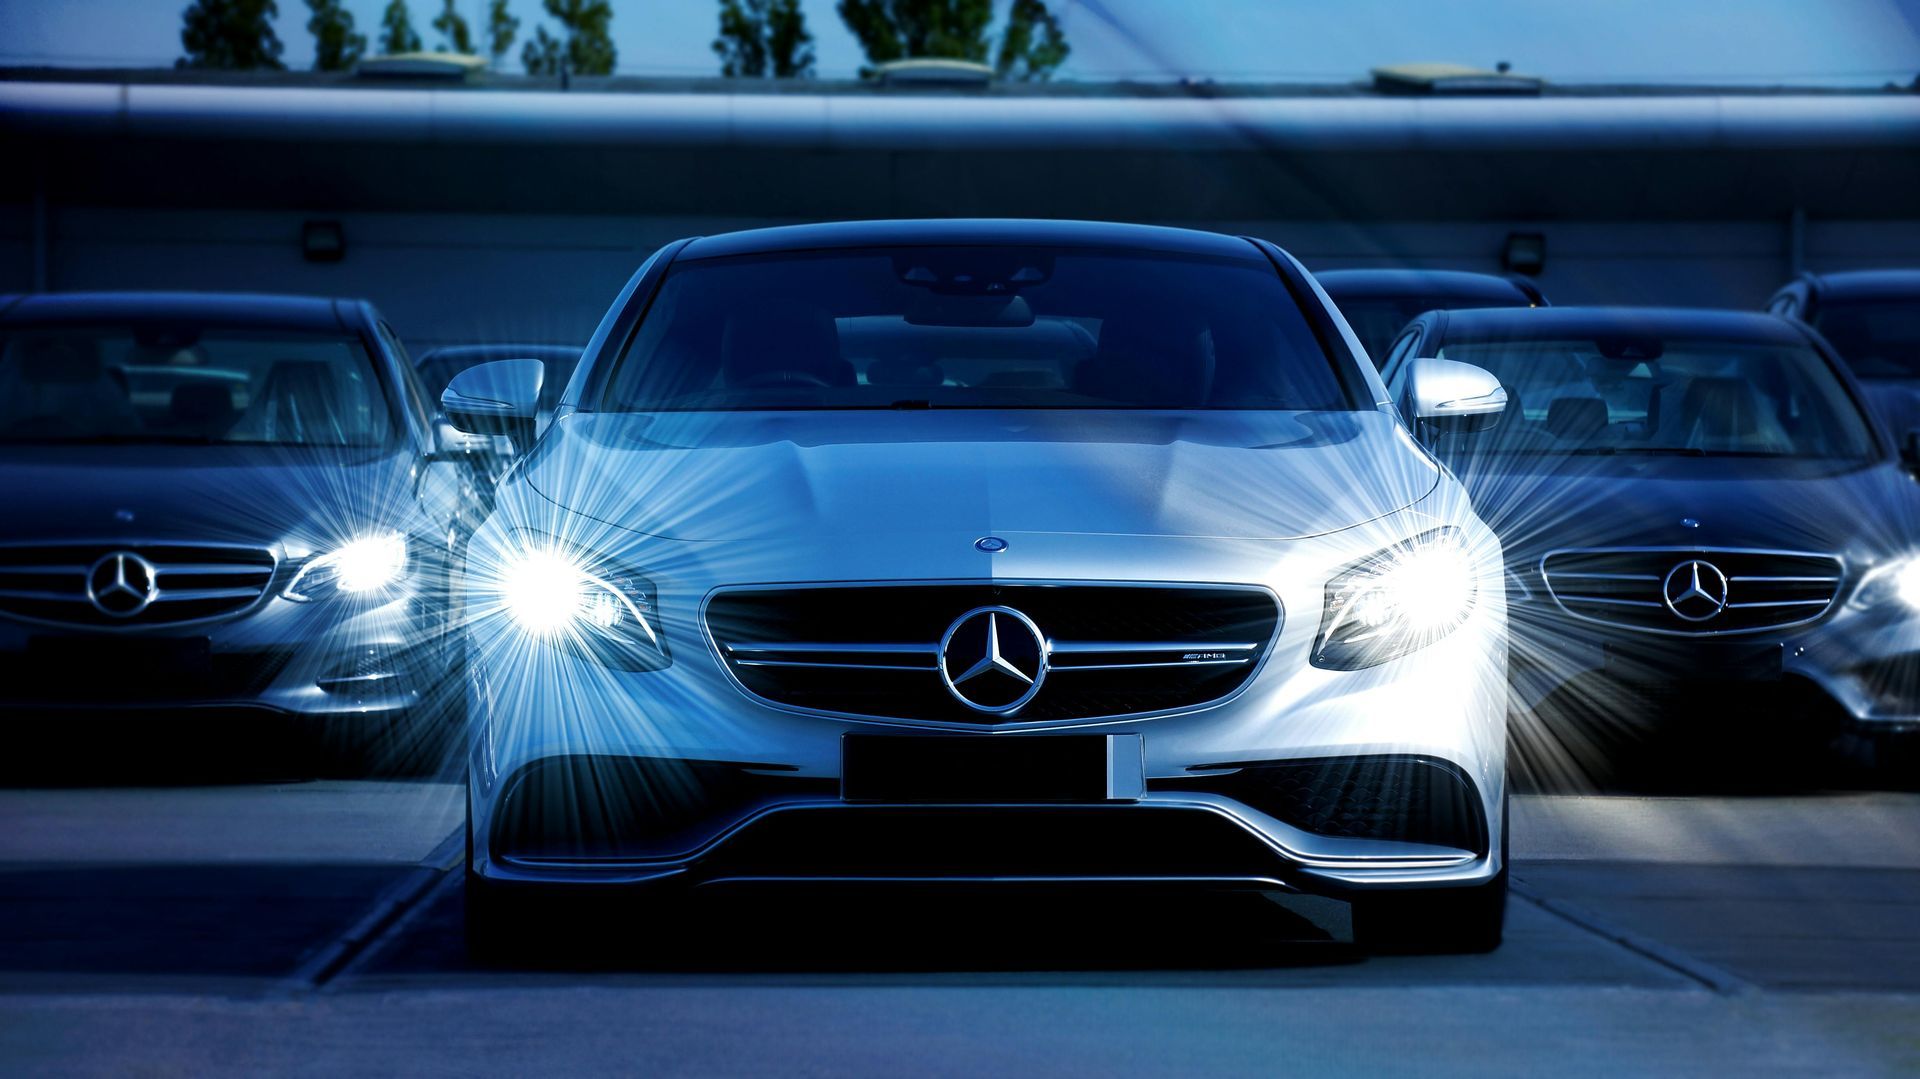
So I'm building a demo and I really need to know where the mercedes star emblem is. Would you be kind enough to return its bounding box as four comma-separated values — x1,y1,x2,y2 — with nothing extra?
938,606,1048,714
1661,559,1730,622
86,551,160,618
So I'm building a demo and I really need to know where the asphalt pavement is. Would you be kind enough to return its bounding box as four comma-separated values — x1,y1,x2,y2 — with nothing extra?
1,765,1917,1076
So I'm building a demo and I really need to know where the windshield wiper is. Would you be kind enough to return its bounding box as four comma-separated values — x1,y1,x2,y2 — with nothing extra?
888,399,935,410
1,433,231,446
1565,446,1708,457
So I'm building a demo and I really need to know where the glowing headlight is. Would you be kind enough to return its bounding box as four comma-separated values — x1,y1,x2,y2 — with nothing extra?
1850,556,1920,612
1313,528,1480,670
285,532,408,601
495,545,668,670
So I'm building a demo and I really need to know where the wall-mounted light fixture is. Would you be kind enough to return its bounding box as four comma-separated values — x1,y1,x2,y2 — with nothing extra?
1502,231,1545,276
301,220,346,263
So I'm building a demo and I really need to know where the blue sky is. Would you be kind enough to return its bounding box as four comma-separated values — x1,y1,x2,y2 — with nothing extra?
2,0,1916,84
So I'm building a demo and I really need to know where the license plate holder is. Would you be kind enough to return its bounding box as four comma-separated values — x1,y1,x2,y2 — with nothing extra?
27,635,214,686
1603,640,1784,683
841,734,1144,803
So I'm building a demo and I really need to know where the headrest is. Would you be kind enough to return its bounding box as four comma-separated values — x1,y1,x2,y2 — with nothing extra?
1681,376,1762,438
865,355,944,388
16,337,104,383
721,302,852,388
1078,310,1214,407
1545,396,1608,441
170,383,237,428
261,359,341,398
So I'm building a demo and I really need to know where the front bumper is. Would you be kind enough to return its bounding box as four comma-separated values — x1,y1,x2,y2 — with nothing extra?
464,510,1510,897
1507,580,1920,733
0,586,447,720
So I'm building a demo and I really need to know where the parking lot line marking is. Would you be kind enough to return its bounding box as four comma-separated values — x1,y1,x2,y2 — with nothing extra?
1510,880,1754,996
274,827,464,996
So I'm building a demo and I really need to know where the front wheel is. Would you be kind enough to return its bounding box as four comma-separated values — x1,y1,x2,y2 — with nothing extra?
1349,870,1508,954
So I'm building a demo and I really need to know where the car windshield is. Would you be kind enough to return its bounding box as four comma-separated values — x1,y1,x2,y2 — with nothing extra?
1434,336,1876,460
600,246,1353,412
0,326,398,447
1813,300,1920,379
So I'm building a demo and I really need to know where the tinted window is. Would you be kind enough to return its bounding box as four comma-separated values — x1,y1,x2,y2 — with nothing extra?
1335,292,1527,362
1434,336,1875,460
1814,300,1920,379
601,246,1353,412
0,326,397,447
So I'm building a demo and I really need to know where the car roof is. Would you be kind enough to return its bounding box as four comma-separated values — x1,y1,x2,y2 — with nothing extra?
0,291,353,332
1806,269,1920,301
1315,269,1535,304
677,219,1266,262
1431,306,1808,345
414,344,582,366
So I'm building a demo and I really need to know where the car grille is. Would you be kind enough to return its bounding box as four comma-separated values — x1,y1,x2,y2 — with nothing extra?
706,583,1281,724
1153,755,1489,854
0,542,277,628
1539,548,1842,636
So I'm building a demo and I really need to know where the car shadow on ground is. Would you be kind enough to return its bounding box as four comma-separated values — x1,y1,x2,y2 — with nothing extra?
387,888,1367,979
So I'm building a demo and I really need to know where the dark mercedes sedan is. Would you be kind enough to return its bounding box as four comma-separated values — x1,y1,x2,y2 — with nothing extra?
1317,269,1547,365
0,292,479,769
1378,306,1920,777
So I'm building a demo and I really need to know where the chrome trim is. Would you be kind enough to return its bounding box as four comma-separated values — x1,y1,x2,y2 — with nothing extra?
1537,545,1844,638
0,539,281,632
1050,658,1253,672
699,578,1285,732
1048,640,1264,655
734,658,937,671
490,794,1469,876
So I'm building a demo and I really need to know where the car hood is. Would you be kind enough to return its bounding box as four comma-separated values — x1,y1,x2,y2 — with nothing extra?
522,409,1440,542
0,444,417,547
1455,452,1920,563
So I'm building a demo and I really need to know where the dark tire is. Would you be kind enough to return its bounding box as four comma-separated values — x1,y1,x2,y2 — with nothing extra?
1350,869,1508,954
1870,731,1920,790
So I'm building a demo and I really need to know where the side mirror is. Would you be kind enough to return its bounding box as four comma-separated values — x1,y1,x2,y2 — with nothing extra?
1406,357,1508,436
441,359,544,453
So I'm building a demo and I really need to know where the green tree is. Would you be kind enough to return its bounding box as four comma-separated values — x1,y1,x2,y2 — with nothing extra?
522,0,615,76
994,0,1067,81
432,0,474,52
836,0,1068,80
305,0,366,70
379,0,422,54
178,0,285,70
485,0,519,65
714,0,814,78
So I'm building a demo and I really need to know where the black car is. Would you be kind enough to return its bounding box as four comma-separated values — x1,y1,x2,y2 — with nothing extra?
1317,269,1547,365
0,292,479,768
1379,305,1920,777
1767,269,1920,430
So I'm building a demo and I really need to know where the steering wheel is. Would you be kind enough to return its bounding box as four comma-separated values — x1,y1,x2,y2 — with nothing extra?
734,370,833,389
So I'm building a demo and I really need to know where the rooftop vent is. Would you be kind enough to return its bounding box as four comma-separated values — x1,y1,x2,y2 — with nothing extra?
1371,62,1543,96
355,52,488,81
875,58,994,89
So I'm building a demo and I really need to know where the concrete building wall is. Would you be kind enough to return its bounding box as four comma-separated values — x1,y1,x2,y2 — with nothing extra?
9,206,1919,349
